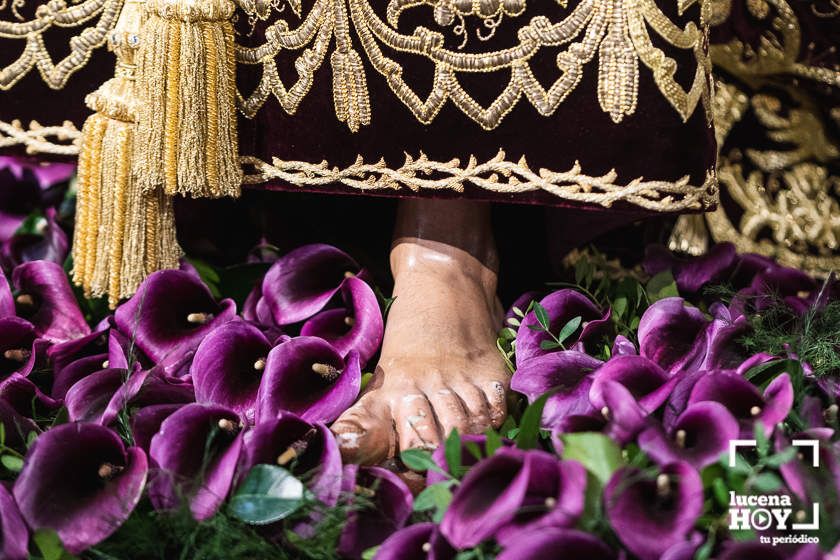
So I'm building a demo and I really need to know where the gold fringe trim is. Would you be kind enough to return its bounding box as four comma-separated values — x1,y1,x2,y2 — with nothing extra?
134,0,241,199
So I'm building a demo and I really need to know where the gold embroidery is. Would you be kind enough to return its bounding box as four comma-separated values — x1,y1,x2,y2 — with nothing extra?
710,0,840,88
241,151,717,211
236,0,711,129
0,0,121,90
0,118,80,154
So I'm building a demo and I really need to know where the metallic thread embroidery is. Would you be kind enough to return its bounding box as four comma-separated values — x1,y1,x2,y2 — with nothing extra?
236,0,711,129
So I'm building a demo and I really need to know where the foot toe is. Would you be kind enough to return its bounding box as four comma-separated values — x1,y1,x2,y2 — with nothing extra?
395,392,440,453
481,379,508,428
332,398,394,464
429,386,470,439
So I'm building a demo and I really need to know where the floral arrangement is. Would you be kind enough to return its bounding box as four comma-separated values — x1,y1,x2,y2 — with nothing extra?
0,158,839,559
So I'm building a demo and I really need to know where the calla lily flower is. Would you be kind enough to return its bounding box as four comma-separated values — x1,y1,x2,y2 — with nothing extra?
373,522,456,560
0,483,28,560
0,273,14,317
440,448,585,548
0,317,46,380
65,366,193,425
2,208,68,271
260,244,361,326
130,403,184,452
47,327,108,373
515,290,610,365
694,303,751,371
598,380,650,445
191,319,271,424
497,527,624,560
589,355,675,414
510,351,603,425
638,401,740,469
0,156,74,191
52,352,109,399
149,403,245,521
688,371,794,438
114,270,236,376
0,156,73,244
426,433,514,485
12,260,89,343
300,276,384,366
604,462,703,560
776,428,840,503
338,464,413,560
0,399,37,451
643,243,737,294
255,336,361,424
611,335,637,356
13,423,147,553
440,446,530,549
239,413,342,507
0,375,58,449
638,297,708,373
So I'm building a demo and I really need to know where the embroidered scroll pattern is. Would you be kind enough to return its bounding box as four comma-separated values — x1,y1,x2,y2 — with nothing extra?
240,151,716,211
0,118,80,154
235,0,712,129
0,0,122,90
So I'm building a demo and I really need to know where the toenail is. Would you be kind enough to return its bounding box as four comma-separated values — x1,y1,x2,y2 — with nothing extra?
337,432,362,448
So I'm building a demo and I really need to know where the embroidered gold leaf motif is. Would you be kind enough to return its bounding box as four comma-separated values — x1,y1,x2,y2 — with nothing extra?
331,48,371,132
598,0,639,123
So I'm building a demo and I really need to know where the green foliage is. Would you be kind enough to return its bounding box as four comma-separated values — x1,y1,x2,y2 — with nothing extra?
515,390,554,450
561,432,623,486
228,465,309,525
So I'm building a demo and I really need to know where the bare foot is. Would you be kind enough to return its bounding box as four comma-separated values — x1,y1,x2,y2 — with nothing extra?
332,201,509,464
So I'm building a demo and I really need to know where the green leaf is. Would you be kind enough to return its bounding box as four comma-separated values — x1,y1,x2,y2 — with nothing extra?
556,316,582,345
413,482,453,522
360,372,374,392
754,422,769,457
498,327,517,341
512,306,525,318
445,429,462,477
516,391,554,449
361,547,379,560
561,432,623,485
539,340,562,351
763,446,797,468
533,303,551,331
613,296,628,319
0,422,4,446
646,270,679,302
185,258,222,299
1,454,23,472
484,428,502,457
228,465,307,525
712,477,729,508
401,449,447,476
33,529,71,560
751,471,782,493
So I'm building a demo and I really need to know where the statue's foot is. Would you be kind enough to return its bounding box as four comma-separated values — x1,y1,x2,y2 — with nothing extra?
332,238,509,464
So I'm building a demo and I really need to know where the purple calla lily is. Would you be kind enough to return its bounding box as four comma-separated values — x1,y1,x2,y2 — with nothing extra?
373,522,456,560
255,336,361,424
637,297,708,373
2,208,69,271
300,276,384,366
511,350,603,426
440,446,530,549
239,413,342,506
638,401,740,469
130,403,184,452
0,156,74,191
0,482,28,560
0,317,45,380
12,260,89,343
338,464,413,560
52,352,110,399
776,428,840,503
605,462,703,560
515,289,610,365
149,403,245,521
47,326,108,373
589,355,675,414
0,399,37,451
13,423,147,553
0,274,14,317
497,527,624,560
694,303,751,371
599,380,650,445
494,452,586,544
0,375,58,449
191,319,271,424
114,270,236,376
688,371,794,438
643,243,737,294
611,335,637,356
260,244,361,326
426,433,515,485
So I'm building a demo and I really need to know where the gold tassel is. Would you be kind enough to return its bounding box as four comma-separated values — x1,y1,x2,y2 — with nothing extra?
72,0,182,308
134,0,242,198
330,0,370,133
